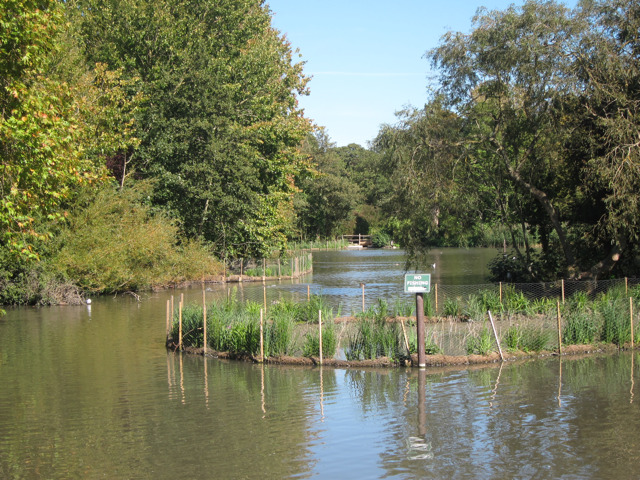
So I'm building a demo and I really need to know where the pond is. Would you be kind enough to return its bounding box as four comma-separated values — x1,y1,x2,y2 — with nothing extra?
1,248,639,479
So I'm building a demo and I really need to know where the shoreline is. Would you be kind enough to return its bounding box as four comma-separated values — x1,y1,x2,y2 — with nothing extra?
169,341,628,369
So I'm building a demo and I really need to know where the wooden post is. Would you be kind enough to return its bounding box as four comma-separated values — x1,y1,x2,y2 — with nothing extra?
557,300,562,355
416,293,426,367
435,283,438,315
240,258,243,281
499,282,502,305
278,258,281,279
178,299,183,351
259,309,264,362
166,299,171,340
361,283,366,312
263,285,267,314
203,288,207,355
488,311,504,361
400,318,411,356
318,310,323,365
561,279,565,304
262,259,266,282
631,297,634,350
307,285,310,302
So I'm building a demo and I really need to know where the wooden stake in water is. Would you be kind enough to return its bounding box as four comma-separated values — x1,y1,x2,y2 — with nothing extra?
203,288,207,355
307,285,310,302
416,293,426,367
178,299,183,351
361,283,366,312
166,299,171,340
263,285,267,314
488,310,504,361
318,310,323,365
631,297,634,350
259,309,264,363
557,300,562,355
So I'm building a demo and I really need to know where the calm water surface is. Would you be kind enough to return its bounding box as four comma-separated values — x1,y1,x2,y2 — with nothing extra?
1,249,639,479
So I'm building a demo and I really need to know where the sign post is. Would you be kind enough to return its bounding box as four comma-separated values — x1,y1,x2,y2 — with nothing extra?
404,274,431,367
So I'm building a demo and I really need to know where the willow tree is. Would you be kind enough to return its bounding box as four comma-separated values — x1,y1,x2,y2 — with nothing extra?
68,0,312,258
572,0,640,276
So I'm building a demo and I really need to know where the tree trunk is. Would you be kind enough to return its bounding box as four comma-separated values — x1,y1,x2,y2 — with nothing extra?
503,162,576,270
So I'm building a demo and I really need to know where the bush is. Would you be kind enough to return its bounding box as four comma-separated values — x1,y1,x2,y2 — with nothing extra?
370,231,391,248
50,183,221,294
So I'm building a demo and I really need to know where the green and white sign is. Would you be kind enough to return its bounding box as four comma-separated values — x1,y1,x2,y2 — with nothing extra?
404,274,431,293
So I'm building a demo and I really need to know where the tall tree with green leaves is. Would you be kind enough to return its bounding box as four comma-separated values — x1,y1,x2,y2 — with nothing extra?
294,131,361,238
572,0,640,276
0,0,100,263
68,0,312,258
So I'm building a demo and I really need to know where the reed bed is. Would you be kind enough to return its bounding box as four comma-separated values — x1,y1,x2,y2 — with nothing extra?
168,284,640,363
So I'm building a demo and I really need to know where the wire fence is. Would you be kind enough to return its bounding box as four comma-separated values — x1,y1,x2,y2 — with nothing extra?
223,252,313,281
432,277,640,315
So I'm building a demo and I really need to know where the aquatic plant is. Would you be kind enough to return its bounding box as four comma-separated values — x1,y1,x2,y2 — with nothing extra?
265,313,295,356
503,287,530,314
443,298,461,317
392,296,414,318
503,324,550,352
504,325,524,352
599,299,629,346
562,311,599,345
466,326,493,355
519,327,550,352
408,331,442,355
346,318,403,360
463,294,485,322
302,322,337,358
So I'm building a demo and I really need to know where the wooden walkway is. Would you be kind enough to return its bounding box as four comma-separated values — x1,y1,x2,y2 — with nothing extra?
342,234,372,247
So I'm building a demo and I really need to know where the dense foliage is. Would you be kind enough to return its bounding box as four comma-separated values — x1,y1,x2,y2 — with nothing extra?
371,0,640,280
0,0,311,307
3,0,640,309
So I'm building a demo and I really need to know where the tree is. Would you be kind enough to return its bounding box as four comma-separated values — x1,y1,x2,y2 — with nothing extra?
373,100,478,261
0,0,99,262
572,0,640,276
68,0,312,258
429,1,585,275
295,132,360,238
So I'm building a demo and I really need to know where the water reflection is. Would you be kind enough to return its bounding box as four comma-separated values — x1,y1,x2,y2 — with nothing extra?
2,253,640,478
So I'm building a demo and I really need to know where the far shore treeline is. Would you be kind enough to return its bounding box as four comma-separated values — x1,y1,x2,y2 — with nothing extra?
1,0,639,310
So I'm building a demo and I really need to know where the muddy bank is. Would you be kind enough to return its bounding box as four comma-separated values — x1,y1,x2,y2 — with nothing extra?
171,342,626,369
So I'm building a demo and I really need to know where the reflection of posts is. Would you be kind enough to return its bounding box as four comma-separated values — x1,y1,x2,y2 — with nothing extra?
416,293,426,367
418,369,427,437
557,359,562,407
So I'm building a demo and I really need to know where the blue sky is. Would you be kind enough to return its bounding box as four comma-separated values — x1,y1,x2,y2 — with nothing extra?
267,0,577,147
